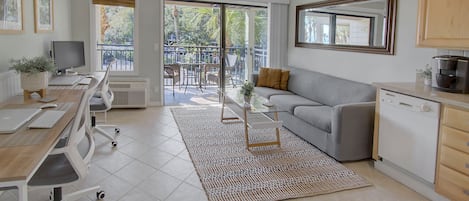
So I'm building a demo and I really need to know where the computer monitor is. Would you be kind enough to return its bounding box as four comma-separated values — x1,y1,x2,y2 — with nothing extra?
52,41,85,74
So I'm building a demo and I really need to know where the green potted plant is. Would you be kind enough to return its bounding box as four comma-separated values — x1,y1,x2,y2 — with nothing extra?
240,80,254,104
10,56,55,91
417,65,432,86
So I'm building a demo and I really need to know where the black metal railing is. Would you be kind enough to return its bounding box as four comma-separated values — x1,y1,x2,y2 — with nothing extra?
97,44,134,71
96,44,267,74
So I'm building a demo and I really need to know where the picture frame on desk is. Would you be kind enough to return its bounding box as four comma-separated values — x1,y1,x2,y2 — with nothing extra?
0,0,24,33
34,0,53,33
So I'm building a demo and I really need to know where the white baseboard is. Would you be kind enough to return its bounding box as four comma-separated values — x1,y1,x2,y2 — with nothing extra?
374,160,449,201
148,101,161,107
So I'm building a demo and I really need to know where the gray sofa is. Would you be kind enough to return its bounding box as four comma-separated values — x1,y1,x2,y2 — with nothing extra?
253,67,376,161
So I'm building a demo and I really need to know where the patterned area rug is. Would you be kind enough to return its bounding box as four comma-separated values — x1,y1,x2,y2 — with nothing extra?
171,106,370,201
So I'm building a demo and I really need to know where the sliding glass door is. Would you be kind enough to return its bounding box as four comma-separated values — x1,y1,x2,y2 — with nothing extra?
221,5,267,91
163,1,267,104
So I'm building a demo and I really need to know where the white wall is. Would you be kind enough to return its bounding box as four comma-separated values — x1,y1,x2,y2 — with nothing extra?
0,0,72,72
70,0,91,73
71,0,162,105
288,0,437,84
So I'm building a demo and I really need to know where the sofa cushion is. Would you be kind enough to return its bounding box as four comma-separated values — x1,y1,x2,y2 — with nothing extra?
267,68,282,89
280,70,289,90
257,67,269,87
287,67,376,106
294,106,332,133
269,94,323,113
254,87,293,99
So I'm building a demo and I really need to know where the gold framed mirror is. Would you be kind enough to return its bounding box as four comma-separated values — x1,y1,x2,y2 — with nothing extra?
295,0,397,55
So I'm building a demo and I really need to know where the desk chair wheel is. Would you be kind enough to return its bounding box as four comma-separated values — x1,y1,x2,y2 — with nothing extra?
97,190,106,200
112,141,118,147
115,128,120,135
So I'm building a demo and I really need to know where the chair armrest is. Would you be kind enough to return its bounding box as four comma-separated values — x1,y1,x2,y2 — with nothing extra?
329,101,375,161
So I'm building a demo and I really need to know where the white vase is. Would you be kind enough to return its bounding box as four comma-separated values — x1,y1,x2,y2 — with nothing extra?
244,95,252,104
21,72,49,91
424,78,431,86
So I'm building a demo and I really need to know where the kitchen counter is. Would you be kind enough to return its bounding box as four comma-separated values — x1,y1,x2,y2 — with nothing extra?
373,82,469,109
372,82,469,201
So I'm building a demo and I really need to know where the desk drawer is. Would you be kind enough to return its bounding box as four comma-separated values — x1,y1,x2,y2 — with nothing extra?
441,126,469,154
440,146,469,175
436,165,469,201
443,107,469,132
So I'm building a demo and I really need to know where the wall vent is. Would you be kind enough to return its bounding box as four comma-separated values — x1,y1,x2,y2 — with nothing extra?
110,78,148,108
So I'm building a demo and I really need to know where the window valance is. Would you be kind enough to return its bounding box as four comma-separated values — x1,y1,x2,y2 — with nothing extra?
92,0,134,8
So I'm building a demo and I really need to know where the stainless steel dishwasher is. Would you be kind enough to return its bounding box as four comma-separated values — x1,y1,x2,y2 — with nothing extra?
378,89,440,184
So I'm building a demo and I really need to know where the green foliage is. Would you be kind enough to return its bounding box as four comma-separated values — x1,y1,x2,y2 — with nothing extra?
103,6,134,44
164,5,267,47
417,64,432,79
240,81,254,97
10,56,55,74
255,10,268,47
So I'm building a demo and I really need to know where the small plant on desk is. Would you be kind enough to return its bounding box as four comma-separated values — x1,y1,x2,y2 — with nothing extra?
10,56,55,97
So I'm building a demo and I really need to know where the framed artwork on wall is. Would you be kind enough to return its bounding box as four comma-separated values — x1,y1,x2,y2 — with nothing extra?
34,0,53,33
0,0,24,33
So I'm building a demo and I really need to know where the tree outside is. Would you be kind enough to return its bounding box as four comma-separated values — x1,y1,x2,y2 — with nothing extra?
164,4,267,49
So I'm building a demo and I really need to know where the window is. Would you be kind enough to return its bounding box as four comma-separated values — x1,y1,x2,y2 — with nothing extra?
335,15,371,46
302,12,330,44
299,11,373,46
92,3,136,74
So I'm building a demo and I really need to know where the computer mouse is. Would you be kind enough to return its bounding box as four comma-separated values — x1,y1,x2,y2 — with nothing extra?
40,103,58,109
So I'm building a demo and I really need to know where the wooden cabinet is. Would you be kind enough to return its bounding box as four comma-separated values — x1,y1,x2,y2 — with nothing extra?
416,0,469,49
437,105,469,201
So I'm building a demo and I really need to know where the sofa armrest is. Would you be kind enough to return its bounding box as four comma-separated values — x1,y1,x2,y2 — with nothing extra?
328,101,376,161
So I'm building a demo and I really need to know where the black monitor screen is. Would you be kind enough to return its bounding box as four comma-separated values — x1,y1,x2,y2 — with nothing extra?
52,41,85,73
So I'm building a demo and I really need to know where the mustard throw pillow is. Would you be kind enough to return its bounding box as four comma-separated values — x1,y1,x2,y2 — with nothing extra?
267,68,282,89
280,70,290,90
257,67,270,87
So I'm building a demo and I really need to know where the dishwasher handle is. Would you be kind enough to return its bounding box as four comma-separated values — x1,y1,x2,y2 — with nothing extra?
397,101,432,112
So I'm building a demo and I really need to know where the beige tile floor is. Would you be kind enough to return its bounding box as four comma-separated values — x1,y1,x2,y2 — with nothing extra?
0,107,430,201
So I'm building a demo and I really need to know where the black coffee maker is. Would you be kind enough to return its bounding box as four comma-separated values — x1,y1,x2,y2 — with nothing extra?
432,55,469,93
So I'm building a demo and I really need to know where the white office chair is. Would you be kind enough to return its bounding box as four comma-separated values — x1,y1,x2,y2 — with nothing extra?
90,67,120,147
28,78,106,201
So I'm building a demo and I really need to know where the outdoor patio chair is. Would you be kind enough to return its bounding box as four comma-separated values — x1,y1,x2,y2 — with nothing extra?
204,63,236,88
164,64,181,96
226,54,238,86
204,64,220,87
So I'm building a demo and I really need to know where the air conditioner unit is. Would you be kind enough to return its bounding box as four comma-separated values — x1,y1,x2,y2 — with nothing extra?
109,78,148,108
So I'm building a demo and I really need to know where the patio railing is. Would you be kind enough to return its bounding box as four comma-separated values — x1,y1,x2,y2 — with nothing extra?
96,44,268,73
97,44,134,71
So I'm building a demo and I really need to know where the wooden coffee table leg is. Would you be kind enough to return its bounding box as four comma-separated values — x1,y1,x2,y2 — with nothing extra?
220,94,239,122
274,112,281,147
244,107,249,149
220,95,225,122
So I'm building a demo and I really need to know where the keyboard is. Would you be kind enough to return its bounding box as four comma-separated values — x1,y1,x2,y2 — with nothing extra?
49,76,83,86
78,77,92,85
28,110,66,128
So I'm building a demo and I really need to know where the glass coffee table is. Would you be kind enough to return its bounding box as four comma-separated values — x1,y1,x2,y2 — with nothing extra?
221,88,284,149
